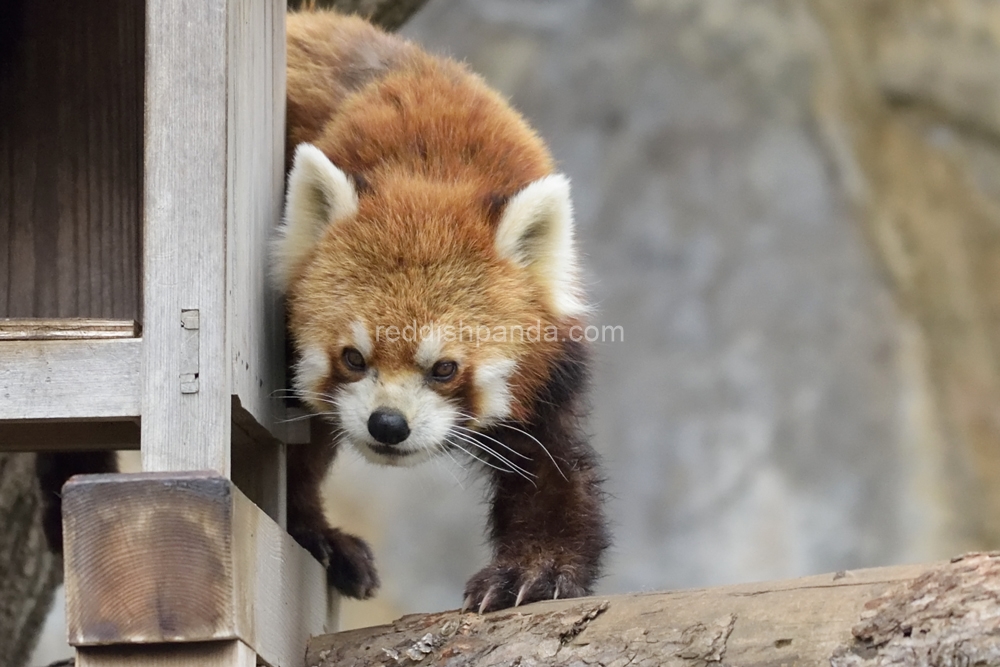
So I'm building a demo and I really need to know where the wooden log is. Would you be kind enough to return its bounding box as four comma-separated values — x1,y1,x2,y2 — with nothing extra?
305,554,1000,666
62,472,326,667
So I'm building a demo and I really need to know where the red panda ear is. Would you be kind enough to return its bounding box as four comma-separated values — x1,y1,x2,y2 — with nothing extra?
271,143,359,291
494,174,588,318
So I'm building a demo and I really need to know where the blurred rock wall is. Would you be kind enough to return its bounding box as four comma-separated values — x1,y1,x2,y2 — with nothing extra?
319,0,1000,630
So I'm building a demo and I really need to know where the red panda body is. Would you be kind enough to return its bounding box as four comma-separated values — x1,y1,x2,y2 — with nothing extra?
277,11,609,612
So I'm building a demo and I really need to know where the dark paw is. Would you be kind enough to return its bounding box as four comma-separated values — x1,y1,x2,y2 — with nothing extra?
463,560,589,613
290,526,380,599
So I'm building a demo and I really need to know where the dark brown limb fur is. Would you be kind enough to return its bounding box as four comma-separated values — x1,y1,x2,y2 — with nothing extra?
463,340,610,612
36,451,118,553
35,436,378,600
287,424,380,599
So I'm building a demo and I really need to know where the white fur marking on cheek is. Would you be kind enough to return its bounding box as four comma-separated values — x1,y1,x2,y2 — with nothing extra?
294,346,330,399
474,359,517,422
494,174,588,318
271,143,359,292
350,320,373,358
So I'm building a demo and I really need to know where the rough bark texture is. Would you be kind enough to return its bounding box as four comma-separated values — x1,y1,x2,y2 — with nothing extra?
287,0,429,31
833,553,1000,667
308,560,979,666
0,454,62,667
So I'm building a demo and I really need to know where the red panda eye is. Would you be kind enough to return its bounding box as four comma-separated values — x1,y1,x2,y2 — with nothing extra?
430,360,457,381
342,347,366,371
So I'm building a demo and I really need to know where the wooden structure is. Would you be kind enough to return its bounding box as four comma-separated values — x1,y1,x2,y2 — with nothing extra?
0,0,329,665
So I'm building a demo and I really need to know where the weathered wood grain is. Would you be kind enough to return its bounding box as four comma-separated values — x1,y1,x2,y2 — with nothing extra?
63,472,326,667
307,561,937,667
0,0,142,320
0,338,141,421
832,552,1000,666
227,0,288,477
77,640,255,667
141,0,232,473
0,318,139,340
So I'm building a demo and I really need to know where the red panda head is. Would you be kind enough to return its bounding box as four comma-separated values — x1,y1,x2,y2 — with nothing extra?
272,143,587,466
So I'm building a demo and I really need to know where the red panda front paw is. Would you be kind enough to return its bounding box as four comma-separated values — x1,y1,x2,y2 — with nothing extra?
291,525,380,599
462,560,590,613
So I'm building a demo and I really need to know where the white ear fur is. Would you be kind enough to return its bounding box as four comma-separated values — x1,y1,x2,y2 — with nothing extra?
271,143,359,291
494,174,588,317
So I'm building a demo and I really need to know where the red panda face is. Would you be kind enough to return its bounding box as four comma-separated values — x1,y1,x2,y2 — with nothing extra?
273,144,586,466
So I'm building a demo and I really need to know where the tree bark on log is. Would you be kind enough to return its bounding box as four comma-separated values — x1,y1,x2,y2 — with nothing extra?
306,554,1000,667
287,0,430,32
0,453,62,667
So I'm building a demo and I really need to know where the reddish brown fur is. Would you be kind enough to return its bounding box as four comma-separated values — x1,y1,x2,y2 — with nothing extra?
282,10,609,610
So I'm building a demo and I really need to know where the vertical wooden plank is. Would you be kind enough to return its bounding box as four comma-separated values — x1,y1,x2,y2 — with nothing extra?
142,0,232,473
77,640,255,667
226,0,288,516
228,0,287,435
0,0,142,320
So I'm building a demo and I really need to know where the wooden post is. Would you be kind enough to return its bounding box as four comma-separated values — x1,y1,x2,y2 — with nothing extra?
61,0,329,664
62,473,325,667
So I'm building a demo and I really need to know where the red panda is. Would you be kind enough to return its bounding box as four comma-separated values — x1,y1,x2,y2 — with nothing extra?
278,11,609,613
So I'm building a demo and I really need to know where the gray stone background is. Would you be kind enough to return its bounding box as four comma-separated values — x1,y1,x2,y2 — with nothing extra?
32,0,1000,660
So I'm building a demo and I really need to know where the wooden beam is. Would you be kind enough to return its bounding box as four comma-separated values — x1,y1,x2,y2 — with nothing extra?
63,472,326,667
306,560,945,666
227,0,287,443
142,0,233,474
0,319,139,341
0,338,141,421
77,640,255,667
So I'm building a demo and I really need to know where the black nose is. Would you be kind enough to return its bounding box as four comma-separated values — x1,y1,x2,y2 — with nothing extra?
367,408,410,445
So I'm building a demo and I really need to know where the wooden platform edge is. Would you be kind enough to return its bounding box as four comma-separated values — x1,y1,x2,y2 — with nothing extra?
62,472,326,667
0,318,139,340
0,338,141,421
307,554,1000,666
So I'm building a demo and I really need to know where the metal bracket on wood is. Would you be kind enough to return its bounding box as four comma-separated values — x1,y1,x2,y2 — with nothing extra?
180,309,200,394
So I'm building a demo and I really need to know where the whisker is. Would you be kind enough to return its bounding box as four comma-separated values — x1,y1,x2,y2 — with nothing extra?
276,411,337,424
435,447,466,490
446,438,516,477
449,431,531,477
451,424,531,460
448,431,536,484
495,422,568,481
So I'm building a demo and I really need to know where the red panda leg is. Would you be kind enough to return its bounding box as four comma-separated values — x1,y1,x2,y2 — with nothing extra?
287,436,380,599
36,451,119,553
463,426,609,613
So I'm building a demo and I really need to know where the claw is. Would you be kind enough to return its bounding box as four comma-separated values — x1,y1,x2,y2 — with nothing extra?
553,584,560,600
478,588,495,615
515,583,529,607
461,595,474,614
